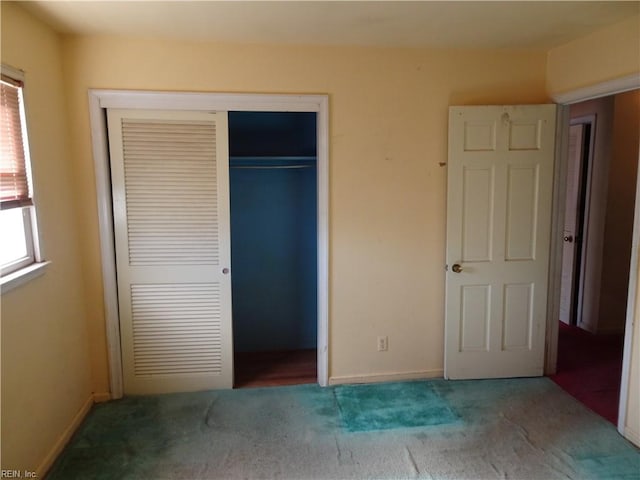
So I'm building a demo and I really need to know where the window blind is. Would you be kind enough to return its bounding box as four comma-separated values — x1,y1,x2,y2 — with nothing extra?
0,74,32,209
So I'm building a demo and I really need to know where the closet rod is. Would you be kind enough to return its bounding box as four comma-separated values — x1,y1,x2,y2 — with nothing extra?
230,165,314,170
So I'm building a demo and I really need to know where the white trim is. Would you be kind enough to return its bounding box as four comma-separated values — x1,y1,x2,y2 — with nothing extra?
88,89,330,396
618,147,640,435
316,95,330,387
0,260,50,294
552,73,640,105
623,425,640,448
545,105,569,375
36,395,93,478
329,369,443,386
92,392,112,403
94,89,326,113
88,92,124,399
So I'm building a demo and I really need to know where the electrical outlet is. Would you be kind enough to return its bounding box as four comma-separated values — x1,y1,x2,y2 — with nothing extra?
377,336,388,352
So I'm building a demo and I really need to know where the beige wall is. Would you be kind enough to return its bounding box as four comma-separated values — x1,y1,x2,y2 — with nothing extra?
0,2,92,473
60,35,549,392
599,90,640,333
547,15,640,96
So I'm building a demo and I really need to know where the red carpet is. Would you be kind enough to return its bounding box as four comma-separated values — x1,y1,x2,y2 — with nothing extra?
550,322,624,424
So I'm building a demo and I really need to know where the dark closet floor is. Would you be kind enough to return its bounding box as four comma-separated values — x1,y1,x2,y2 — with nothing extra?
550,322,625,424
234,349,317,388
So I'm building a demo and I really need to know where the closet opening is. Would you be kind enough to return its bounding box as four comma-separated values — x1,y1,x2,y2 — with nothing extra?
228,111,318,388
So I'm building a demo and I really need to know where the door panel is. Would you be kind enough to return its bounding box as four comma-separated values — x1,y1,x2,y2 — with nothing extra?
108,109,233,394
460,285,491,352
445,105,556,379
502,283,533,350
505,165,538,260
462,166,494,262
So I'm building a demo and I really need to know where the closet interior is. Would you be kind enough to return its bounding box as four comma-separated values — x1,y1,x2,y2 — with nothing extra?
228,112,318,387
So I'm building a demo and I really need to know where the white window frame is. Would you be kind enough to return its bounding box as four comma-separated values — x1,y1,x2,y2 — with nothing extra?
0,65,48,293
1,206,36,275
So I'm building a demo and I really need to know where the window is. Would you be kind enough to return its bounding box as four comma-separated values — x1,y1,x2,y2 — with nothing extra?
1,66,43,284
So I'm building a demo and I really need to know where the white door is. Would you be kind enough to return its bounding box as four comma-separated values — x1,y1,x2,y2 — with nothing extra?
107,109,233,394
559,124,586,325
445,105,556,379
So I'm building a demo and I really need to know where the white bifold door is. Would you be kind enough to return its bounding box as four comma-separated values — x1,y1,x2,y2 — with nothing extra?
445,105,556,379
107,109,233,394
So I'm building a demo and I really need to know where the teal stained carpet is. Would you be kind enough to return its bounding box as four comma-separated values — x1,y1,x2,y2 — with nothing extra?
45,378,640,480
334,381,458,432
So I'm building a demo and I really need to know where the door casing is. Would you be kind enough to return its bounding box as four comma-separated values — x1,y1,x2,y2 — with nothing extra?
88,90,330,398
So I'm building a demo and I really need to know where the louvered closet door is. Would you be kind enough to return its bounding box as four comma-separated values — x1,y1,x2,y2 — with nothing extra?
107,109,233,394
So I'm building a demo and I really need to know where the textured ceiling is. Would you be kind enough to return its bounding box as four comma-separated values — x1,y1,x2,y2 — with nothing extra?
20,1,640,50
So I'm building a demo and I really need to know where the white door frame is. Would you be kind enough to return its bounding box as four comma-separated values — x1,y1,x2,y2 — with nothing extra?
546,73,640,437
88,90,330,399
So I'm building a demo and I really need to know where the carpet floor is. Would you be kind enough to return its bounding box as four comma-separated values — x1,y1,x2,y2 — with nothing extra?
46,378,639,480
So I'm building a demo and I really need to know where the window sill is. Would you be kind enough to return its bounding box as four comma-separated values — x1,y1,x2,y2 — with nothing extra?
1,261,51,294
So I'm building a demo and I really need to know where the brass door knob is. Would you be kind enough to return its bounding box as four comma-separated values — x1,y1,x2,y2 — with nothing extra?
563,235,573,243
452,264,463,273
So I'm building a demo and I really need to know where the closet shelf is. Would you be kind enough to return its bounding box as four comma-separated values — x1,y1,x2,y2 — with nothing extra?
231,165,314,170
229,155,317,169
230,155,316,161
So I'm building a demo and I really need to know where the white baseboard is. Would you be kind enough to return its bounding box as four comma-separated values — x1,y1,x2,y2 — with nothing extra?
93,392,112,403
36,395,94,478
329,369,443,386
623,424,640,448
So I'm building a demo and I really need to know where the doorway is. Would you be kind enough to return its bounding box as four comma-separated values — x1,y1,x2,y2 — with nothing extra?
551,90,639,424
228,112,318,387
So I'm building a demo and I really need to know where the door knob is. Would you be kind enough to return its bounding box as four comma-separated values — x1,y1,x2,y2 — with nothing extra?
451,264,463,273
222,268,230,274
563,235,573,243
